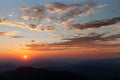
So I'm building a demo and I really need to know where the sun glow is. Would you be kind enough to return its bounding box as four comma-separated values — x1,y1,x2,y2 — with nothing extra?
23,55,28,59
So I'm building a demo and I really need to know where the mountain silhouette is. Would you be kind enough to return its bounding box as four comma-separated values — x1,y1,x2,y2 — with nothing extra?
0,75,5,80
0,66,92,80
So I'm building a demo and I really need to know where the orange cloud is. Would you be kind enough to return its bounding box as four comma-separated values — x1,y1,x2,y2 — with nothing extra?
0,31,23,38
22,32,120,53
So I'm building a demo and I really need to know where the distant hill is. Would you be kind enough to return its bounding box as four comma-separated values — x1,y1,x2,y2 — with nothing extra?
66,58,120,80
0,63,17,73
1,58,120,80
0,67,92,80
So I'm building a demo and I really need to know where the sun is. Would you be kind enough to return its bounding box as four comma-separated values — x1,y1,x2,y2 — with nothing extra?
23,55,28,59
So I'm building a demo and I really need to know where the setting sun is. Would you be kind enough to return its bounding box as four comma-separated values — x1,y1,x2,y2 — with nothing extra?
0,0,120,80
23,55,28,59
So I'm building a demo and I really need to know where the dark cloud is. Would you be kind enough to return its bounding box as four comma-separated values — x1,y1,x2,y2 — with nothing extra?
24,32,120,51
24,43,68,51
68,17,120,30
31,40,35,43
26,24,38,30
8,35,23,38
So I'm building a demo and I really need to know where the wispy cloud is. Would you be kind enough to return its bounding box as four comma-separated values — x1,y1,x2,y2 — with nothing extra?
0,31,23,38
97,4,107,8
22,32,120,52
67,17,120,30
0,18,25,28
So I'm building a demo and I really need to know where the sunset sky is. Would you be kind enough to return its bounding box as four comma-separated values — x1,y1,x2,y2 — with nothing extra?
0,0,120,61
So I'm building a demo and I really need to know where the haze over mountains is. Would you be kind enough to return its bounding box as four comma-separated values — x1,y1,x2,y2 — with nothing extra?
0,58,120,80
0,67,92,80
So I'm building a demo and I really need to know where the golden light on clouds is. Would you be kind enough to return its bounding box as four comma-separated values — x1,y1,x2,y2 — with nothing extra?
0,1,120,60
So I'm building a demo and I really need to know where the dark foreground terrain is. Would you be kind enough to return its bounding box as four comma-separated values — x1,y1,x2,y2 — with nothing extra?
0,67,92,80
0,58,120,80
0,66,120,80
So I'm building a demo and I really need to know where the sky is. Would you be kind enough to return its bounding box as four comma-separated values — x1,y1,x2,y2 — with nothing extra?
0,0,120,61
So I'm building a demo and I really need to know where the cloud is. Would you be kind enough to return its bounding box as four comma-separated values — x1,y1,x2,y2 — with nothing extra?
43,2,97,23
0,32,6,35
0,18,25,28
44,2,67,13
0,18,56,32
31,40,35,43
63,33,120,46
68,17,120,30
116,24,120,30
24,43,73,51
97,4,107,8
0,31,23,38
26,24,39,30
23,32,120,51
19,6,45,21
0,2,108,32
20,6,29,11
59,3,95,23
8,35,23,38
44,25,56,31
44,2,95,14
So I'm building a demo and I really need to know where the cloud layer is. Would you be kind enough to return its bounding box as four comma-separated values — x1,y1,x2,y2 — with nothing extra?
0,2,120,53
23,32,120,52
0,2,109,32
